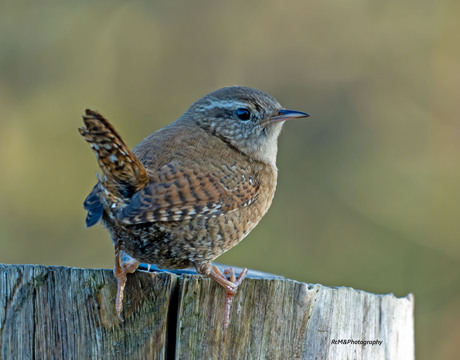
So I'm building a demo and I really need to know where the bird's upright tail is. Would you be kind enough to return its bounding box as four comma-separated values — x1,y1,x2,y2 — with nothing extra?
79,109,149,201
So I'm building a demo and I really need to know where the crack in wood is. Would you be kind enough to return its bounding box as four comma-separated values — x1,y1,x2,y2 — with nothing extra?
0,264,414,360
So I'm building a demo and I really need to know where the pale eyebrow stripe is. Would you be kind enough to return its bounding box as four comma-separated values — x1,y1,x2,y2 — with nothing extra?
195,100,254,111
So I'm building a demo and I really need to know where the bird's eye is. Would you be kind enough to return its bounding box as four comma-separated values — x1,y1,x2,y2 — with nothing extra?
236,108,251,121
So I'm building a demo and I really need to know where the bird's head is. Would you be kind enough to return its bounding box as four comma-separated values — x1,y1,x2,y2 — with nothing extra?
185,86,309,166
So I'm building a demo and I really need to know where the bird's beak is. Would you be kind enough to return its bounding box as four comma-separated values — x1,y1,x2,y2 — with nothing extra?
270,109,310,123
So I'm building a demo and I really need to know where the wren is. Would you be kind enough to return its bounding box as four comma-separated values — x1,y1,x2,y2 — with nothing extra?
79,86,309,332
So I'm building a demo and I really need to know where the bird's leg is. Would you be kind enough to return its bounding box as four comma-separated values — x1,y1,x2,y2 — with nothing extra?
113,244,140,319
208,266,248,335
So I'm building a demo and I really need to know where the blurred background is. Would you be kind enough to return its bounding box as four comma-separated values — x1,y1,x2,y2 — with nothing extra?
0,1,458,358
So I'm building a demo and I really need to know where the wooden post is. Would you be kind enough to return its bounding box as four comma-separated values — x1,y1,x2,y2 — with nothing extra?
0,264,414,359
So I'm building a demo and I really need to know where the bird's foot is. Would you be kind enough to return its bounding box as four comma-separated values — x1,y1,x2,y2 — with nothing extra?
114,247,140,320
209,266,248,336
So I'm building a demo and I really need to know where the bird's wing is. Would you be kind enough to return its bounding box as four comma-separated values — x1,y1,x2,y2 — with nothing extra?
117,163,259,224
83,184,105,227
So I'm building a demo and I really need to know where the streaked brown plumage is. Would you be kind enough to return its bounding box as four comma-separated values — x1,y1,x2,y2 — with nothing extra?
79,86,309,332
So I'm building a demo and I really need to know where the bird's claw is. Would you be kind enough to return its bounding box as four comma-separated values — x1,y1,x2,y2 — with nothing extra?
209,266,248,337
114,246,139,320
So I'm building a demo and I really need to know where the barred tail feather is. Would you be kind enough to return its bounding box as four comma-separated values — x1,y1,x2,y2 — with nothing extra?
79,109,149,200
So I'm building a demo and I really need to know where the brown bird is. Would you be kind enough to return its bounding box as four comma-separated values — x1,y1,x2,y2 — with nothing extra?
79,86,309,332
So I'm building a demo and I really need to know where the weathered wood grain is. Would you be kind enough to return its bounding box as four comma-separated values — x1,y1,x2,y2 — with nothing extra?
0,264,414,360
0,264,176,359
176,277,414,359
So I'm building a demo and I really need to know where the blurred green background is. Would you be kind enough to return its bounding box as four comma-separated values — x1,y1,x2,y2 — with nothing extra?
0,1,458,358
